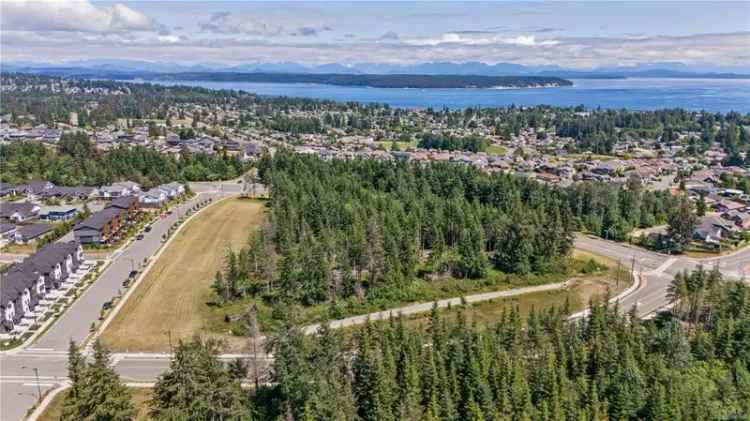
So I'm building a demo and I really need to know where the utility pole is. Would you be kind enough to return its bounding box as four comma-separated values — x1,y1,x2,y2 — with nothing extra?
246,304,260,390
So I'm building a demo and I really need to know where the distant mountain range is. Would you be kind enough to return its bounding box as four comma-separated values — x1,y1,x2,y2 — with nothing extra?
2,59,749,79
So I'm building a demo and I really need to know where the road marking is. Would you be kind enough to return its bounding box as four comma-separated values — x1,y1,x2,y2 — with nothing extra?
646,257,677,276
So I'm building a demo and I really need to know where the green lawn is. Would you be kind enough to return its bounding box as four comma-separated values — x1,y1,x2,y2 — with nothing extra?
486,144,508,156
375,140,419,151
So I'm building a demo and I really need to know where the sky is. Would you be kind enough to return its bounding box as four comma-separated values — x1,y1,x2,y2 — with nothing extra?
1,0,749,69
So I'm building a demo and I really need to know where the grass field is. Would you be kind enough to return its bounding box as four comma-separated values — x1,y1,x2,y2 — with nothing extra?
486,144,508,156
101,198,265,352
38,388,152,421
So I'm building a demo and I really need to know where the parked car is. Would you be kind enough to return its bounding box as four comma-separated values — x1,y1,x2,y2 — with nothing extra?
145,225,152,232
136,233,144,240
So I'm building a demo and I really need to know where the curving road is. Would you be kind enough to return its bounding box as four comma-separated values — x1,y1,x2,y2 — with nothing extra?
574,234,749,318
2,211,748,420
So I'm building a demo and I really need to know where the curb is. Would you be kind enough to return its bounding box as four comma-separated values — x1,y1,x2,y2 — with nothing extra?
25,382,70,421
567,266,643,320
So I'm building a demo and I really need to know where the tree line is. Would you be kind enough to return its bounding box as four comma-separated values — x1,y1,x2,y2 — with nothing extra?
0,132,247,188
418,133,490,152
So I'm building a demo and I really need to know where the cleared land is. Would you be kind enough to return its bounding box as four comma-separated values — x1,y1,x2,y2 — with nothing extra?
101,197,265,352
361,249,632,332
38,388,151,421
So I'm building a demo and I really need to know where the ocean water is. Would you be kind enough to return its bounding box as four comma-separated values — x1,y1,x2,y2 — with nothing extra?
145,78,750,113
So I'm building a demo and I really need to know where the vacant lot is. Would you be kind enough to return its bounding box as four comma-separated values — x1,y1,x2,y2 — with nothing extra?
101,198,264,352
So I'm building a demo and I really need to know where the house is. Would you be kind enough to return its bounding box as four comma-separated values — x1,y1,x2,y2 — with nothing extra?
73,208,122,244
1,241,83,334
140,188,168,207
40,205,78,221
99,181,141,198
156,182,185,198
722,210,750,230
0,183,18,197
40,186,98,200
0,202,41,222
14,223,54,244
714,198,745,213
16,180,55,198
98,184,129,199
105,195,140,221
0,223,17,240
693,216,735,246
243,143,263,161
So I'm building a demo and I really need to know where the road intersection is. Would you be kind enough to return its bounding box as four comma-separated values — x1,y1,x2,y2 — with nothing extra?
2,202,748,420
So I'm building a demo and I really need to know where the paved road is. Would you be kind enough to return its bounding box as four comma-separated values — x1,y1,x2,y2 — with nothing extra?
574,234,749,317
1,183,233,421
2,217,747,420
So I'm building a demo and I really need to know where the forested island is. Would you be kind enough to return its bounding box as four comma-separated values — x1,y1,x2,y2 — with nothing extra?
32,71,573,89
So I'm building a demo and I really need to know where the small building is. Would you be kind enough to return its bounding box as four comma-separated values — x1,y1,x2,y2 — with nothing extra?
693,216,735,246
16,180,55,198
73,208,122,244
40,205,78,221
0,183,18,197
140,188,168,207
0,223,17,240
40,186,98,200
105,195,140,221
14,223,54,244
99,181,141,199
0,202,41,222
243,142,263,161
156,182,185,198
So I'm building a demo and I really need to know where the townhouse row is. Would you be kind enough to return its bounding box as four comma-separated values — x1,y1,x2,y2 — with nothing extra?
1,241,89,336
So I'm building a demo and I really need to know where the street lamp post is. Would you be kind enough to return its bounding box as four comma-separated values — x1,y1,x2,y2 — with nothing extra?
164,330,173,353
21,366,42,401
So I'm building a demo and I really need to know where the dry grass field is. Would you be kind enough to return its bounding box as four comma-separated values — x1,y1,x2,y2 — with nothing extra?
101,198,265,352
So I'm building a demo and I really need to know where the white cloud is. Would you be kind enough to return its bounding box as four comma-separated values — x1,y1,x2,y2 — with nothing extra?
157,35,181,44
404,33,558,47
1,0,154,33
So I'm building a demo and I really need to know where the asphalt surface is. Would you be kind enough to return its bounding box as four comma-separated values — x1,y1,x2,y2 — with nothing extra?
574,234,749,317
2,195,747,420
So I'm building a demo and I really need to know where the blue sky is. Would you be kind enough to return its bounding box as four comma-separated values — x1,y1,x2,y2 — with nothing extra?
2,1,749,69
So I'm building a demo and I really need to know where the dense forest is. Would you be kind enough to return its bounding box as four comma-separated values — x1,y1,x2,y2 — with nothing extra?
68,269,750,420
210,152,678,311
0,132,246,188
